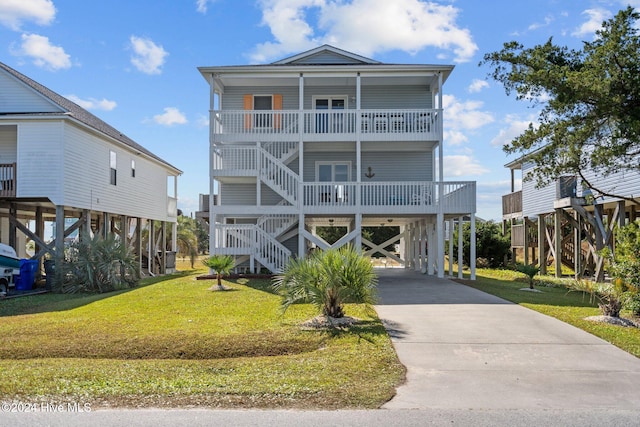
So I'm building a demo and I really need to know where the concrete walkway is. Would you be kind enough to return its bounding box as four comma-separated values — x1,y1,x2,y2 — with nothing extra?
374,268,640,410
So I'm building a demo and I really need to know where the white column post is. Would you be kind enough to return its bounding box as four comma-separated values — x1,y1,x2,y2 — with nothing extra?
470,213,476,280
457,216,463,279
448,218,454,276
427,223,435,275
437,212,444,278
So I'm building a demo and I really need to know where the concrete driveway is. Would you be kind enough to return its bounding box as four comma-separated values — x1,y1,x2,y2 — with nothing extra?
374,268,640,410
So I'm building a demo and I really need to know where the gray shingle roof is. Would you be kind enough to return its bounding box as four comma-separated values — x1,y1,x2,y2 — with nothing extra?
0,61,180,173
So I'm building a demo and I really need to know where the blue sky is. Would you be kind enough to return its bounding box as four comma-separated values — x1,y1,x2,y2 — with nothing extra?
0,0,637,221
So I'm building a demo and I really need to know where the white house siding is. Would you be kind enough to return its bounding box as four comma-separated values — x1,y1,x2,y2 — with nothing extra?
0,71,61,113
260,184,285,205
292,52,362,65
221,85,432,111
521,162,563,216
361,151,433,181
16,121,64,202
223,87,299,110
62,122,172,221
578,168,640,204
360,85,433,109
0,125,17,162
221,183,257,205
522,160,640,217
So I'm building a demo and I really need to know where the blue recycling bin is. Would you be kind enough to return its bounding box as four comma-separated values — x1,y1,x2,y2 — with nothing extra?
15,259,38,291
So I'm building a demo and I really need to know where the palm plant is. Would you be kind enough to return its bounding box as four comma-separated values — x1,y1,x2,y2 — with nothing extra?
62,232,139,293
515,263,540,289
202,254,235,291
567,279,628,318
273,245,377,319
176,220,198,268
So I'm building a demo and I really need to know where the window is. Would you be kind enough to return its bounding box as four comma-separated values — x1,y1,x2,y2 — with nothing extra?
131,159,136,178
109,150,117,185
316,161,351,203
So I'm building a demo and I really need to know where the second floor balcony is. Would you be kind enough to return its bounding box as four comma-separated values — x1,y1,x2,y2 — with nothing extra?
502,190,522,218
211,108,441,143
0,163,16,198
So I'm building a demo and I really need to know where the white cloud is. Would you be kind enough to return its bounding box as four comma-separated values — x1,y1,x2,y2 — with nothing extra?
443,154,490,178
572,8,611,38
65,95,117,111
467,79,488,93
443,94,494,134
14,33,71,70
490,114,536,147
527,14,554,31
250,0,477,63
196,0,216,13
129,36,168,75
196,113,210,128
444,129,467,146
0,0,55,30
153,107,187,126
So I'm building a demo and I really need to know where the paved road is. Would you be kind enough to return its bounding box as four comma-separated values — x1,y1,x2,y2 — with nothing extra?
3,269,640,426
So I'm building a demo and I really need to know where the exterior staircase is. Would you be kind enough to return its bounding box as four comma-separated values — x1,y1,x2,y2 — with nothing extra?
216,142,300,272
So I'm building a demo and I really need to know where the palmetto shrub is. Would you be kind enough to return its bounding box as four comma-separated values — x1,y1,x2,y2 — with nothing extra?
61,232,139,293
273,245,377,319
202,254,235,290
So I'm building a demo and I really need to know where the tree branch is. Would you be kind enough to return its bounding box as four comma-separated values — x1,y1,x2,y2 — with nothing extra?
578,170,640,206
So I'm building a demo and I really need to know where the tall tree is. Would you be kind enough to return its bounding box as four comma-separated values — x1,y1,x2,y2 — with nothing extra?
482,7,640,203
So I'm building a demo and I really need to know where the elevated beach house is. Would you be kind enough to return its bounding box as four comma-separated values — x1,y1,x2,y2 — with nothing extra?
198,45,476,278
503,156,640,281
0,61,182,281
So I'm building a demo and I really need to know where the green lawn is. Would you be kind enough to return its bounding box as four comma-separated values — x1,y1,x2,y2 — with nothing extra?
456,268,640,358
0,267,404,409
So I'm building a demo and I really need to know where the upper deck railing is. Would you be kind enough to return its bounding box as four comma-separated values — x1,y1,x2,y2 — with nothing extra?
502,190,522,217
211,109,441,142
0,163,16,198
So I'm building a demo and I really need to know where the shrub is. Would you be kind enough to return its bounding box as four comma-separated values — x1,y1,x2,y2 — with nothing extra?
202,254,235,290
61,232,139,293
452,220,511,268
273,245,377,319
515,263,540,289
567,279,628,318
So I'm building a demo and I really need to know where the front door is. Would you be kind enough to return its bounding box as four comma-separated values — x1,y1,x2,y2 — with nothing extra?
314,97,346,133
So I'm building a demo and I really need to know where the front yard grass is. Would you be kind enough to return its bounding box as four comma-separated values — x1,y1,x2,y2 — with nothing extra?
456,268,640,358
0,266,404,409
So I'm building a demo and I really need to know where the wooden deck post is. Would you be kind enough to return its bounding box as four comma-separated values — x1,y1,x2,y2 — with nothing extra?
554,209,562,277
54,205,65,292
538,214,547,275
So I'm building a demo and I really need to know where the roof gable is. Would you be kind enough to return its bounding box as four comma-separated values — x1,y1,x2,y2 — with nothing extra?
0,61,180,173
0,68,63,114
272,44,380,65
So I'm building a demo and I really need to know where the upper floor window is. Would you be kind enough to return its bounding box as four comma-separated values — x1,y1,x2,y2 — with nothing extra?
131,159,136,178
109,150,117,185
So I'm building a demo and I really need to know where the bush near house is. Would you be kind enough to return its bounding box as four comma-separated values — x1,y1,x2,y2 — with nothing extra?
452,220,511,268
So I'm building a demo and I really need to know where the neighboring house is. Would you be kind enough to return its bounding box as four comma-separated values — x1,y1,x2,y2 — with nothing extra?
0,61,182,278
503,157,640,281
198,45,477,278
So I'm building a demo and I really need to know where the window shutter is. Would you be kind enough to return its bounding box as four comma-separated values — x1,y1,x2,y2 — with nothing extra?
243,94,252,129
273,94,282,129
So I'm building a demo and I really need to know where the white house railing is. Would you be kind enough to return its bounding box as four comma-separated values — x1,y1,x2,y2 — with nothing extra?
300,181,475,213
211,109,441,141
212,224,291,272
